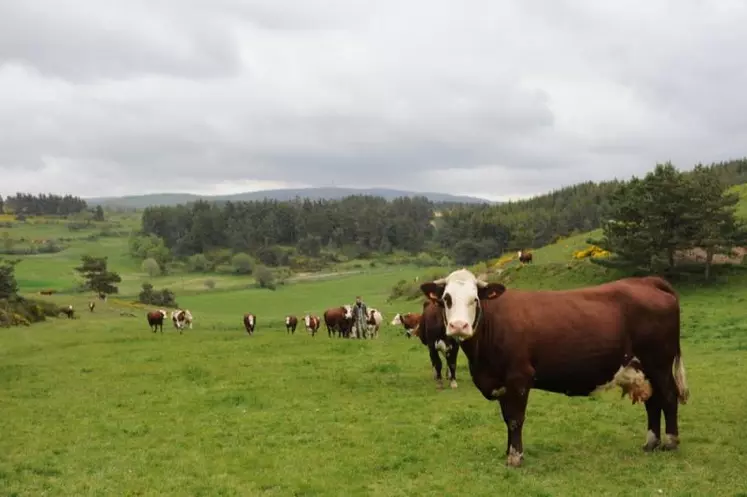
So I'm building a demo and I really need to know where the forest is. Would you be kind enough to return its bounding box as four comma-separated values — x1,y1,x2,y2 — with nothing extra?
136,159,747,268
1,193,89,216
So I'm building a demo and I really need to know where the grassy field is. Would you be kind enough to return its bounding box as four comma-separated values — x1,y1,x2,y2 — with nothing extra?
3,209,747,495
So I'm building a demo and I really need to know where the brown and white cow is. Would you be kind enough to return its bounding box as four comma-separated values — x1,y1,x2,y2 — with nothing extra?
517,250,533,264
323,305,353,338
171,309,193,333
285,315,298,334
147,309,168,333
418,300,460,390
89,301,95,312
59,304,74,319
243,313,256,335
390,312,421,338
304,314,321,337
365,308,383,338
420,268,689,468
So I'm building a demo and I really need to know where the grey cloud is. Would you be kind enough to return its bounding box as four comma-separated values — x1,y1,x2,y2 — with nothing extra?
1,1,747,199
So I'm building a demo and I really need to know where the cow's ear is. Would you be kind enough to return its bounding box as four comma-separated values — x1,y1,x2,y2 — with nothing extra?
420,282,445,302
478,282,506,300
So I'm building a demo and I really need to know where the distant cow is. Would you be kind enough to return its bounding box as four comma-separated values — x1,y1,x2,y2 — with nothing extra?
171,309,193,333
420,268,689,467
89,301,95,312
323,305,353,338
418,300,460,390
391,312,422,338
59,304,74,319
285,315,298,334
147,309,168,333
517,250,533,264
98,292,107,301
243,313,256,335
304,314,321,336
39,289,56,296
366,308,383,338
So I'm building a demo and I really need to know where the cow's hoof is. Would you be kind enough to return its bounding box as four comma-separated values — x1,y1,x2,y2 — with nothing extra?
642,431,661,452
449,380,458,389
662,435,680,451
506,447,523,468
435,380,444,390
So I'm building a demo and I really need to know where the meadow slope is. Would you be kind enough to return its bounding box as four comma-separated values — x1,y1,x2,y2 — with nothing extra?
3,266,747,495
3,205,747,495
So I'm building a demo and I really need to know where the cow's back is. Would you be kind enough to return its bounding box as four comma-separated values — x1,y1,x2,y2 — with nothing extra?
474,277,680,396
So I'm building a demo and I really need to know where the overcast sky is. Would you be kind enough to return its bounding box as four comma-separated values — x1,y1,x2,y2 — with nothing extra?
1,1,746,201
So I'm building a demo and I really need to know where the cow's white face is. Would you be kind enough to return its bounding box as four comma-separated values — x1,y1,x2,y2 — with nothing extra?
285,316,290,325
390,313,402,326
248,314,254,326
420,269,505,340
304,315,311,327
159,309,167,317
343,305,353,319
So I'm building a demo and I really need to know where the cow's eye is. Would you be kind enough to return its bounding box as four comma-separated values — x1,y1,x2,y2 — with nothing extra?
443,293,453,308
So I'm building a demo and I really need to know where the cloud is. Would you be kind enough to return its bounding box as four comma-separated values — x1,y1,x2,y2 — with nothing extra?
1,0,747,200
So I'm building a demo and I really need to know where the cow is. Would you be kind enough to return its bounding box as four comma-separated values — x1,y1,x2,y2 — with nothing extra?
285,315,298,334
304,314,321,337
420,268,689,468
147,309,168,333
59,304,74,319
98,292,107,301
171,309,193,333
39,289,55,296
366,308,383,338
419,300,460,390
390,312,422,338
323,305,353,338
243,313,256,335
517,250,533,264
89,301,95,312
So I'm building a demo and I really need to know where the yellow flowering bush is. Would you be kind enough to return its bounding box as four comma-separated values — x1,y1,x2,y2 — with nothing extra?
573,245,611,260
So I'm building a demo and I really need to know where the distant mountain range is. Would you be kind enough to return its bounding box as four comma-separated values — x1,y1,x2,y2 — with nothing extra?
85,187,495,208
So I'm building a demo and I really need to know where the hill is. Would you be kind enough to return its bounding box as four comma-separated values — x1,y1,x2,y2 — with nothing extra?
85,187,494,208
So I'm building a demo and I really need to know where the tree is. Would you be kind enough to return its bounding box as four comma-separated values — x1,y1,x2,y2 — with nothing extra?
141,258,161,278
254,265,276,290
74,255,122,295
0,258,19,299
0,195,4,214
687,165,747,279
596,163,695,271
93,205,105,222
231,252,255,274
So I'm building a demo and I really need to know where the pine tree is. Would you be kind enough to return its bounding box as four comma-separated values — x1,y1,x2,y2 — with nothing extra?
74,255,122,295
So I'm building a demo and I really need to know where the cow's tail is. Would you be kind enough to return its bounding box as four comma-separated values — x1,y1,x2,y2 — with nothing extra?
673,346,689,405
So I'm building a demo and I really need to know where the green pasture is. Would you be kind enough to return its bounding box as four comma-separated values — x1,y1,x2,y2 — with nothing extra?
2,263,747,496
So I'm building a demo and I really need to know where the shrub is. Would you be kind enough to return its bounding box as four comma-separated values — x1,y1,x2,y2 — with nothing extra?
254,265,276,290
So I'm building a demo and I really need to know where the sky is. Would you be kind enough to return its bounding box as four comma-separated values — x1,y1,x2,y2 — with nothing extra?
1,0,746,202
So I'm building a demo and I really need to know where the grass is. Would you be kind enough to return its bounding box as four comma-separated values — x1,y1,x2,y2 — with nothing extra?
3,208,747,495
3,263,747,495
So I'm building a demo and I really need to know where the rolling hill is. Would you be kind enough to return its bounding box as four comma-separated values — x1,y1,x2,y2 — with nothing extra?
85,187,494,208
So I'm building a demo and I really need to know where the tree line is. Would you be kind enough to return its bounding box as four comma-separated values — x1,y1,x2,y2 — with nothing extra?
140,195,436,261
1,193,89,216
135,158,747,268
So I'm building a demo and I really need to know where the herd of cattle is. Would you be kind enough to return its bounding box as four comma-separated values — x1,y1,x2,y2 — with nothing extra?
51,266,691,468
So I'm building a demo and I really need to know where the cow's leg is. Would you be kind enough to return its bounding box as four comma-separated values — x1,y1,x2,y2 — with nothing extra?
428,343,444,389
642,393,662,451
497,367,534,468
652,367,680,451
446,343,459,389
